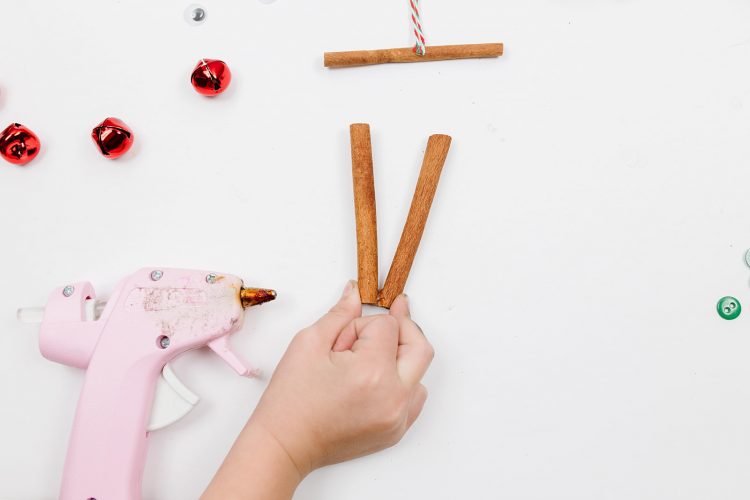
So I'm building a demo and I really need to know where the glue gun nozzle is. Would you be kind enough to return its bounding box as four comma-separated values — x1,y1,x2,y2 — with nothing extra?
240,288,277,308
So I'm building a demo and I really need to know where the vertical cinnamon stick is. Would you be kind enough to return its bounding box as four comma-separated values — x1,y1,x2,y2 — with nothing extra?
378,134,451,308
350,123,379,304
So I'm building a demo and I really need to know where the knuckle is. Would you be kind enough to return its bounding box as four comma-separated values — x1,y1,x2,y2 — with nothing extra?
293,328,317,347
376,403,407,435
422,341,435,362
382,314,399,329
411,319,425,336
371,314,399,333
386,433,405,448
419,384,429,400
354,368,386,391
293,328,311,342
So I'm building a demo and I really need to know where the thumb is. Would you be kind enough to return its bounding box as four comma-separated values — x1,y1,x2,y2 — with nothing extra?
311,280,362,348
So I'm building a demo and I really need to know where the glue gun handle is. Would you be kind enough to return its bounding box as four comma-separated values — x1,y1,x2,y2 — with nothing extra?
59,354,162,500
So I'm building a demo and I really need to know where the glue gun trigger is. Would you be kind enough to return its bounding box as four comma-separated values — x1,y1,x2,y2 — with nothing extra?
147,364,199,432
208,337,260,378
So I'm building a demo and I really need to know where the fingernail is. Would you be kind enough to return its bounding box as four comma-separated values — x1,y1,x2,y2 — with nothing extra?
401,293,411,315
341,280,357,298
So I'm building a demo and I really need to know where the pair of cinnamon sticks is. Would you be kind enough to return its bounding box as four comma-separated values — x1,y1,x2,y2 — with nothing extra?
350,124,451,308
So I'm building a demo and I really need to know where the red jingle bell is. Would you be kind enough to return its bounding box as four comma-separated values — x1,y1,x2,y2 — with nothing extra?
91,117,134,159
0,123,40,166
191,59,232,96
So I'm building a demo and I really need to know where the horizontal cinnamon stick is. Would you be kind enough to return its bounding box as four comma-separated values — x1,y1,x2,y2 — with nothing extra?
324,43,503,68
350,123,379,305
378,134,452,308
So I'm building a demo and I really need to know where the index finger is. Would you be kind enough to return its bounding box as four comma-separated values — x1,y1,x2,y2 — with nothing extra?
350,314,400,361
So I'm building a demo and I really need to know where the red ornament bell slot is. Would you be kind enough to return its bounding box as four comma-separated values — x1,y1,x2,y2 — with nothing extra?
91,117,134,159
0,123,40,166
191,59,232,96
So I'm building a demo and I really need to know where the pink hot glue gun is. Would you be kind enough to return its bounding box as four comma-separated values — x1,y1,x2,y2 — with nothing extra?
17,268,276,500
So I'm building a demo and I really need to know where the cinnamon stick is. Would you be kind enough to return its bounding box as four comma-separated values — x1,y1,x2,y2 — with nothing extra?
324,43,503,68
378,134,451,308
350,124,379,304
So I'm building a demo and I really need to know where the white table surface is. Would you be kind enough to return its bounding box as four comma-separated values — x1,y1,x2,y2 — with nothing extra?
3,1,750,498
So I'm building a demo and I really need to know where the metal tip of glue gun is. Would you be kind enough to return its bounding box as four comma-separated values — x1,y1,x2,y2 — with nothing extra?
240,288,277,308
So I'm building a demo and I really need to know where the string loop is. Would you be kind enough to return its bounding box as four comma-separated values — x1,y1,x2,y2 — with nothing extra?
410,0,426,55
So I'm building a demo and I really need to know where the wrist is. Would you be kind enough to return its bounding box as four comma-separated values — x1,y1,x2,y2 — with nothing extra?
202,418,304,500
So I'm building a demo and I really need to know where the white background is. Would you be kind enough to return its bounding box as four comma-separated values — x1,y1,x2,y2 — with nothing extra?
2,0,750,498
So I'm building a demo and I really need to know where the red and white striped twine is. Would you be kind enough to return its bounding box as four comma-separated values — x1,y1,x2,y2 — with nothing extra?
410,0,426,55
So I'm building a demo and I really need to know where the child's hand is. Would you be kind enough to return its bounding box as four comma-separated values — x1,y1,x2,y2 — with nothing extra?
253,280,433,474
203,281,434,499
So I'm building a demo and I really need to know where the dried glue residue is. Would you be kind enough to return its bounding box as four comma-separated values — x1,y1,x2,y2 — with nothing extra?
124,285,243,344
136,288,207,311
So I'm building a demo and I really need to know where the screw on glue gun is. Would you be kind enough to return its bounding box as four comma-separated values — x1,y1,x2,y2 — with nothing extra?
17,268,276,500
